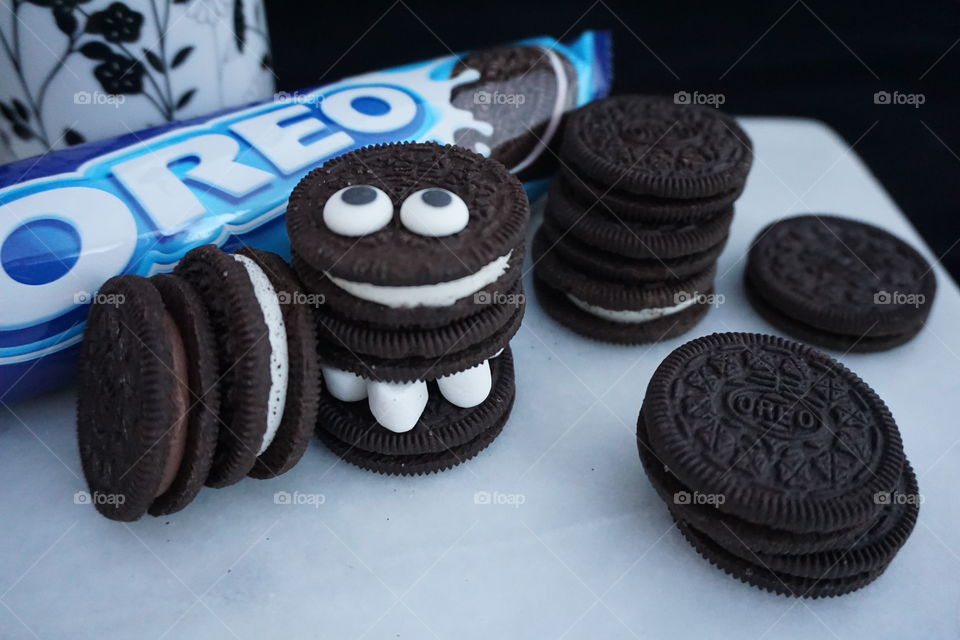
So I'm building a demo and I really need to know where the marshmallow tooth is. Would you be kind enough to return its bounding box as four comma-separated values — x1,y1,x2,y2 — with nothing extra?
437,360,492,408
321,366,368,402
367,380,428,433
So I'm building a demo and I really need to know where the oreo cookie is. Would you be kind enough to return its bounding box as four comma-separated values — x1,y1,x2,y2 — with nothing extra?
533,95,751,343
556,165,743,224
545,176,735,259
539,215,727,283
451,45,577,181
745,215,936,352
636,332,918,597
235,247,321,479
561,94,753,198
78,276,201,521
317,349,515,475
532,230,713,344
77,245,321,520
288,142,526,469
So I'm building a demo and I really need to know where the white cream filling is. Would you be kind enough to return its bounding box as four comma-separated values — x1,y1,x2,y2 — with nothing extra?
321,359,495,432
566,293,697,324
326,251,512,308
233,254,289,455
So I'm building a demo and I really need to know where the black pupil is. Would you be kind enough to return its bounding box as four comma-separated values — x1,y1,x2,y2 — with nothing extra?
342,185,377,205
422,189,452,208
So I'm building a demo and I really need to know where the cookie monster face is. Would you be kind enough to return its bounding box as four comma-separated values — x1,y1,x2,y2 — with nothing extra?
286,142,528,304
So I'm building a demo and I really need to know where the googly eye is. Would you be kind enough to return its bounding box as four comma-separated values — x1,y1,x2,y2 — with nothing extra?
322,185,393,236
399,188,469,237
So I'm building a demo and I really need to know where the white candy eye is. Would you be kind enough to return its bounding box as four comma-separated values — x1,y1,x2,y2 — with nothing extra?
322,185,393,236
399,188,469,237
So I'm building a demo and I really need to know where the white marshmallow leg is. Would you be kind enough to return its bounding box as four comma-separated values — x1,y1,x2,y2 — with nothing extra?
322,366,368,402
368,380,428,433
437,360,492,408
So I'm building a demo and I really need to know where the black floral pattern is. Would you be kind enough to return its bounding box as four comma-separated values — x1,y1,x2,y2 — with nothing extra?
93,53,145,94
85,2,143,43
1,0,267,152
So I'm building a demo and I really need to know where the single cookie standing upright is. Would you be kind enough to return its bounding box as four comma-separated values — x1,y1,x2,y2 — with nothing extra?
235,247,321,479
175,245,274,488
78,276,202,521
745,214,936,352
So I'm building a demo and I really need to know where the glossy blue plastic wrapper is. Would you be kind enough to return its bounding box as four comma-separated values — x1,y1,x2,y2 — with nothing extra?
0,31,611,403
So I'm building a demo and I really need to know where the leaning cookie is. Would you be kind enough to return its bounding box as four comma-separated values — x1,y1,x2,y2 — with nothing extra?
77,274,220,521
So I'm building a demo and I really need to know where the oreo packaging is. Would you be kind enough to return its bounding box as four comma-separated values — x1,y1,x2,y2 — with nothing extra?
0,31,611,404
76,245,319,520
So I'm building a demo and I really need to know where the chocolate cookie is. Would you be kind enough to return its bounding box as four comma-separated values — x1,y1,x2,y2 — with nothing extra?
556,165,743,224
674,517,888,598
745,215,936,352
287,142,528,286
316,349,515,475
175,245,273,488
561,95,753,198
538,215,727,283
78,276,203,521
451,44,577,180
545,176,734,260
638,410,872,555
235,247,321,479
643,333,905,534
314,283,524,382
147,274,220,516
531,230,714,343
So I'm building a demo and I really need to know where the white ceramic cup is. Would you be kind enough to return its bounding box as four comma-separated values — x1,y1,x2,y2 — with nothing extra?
0,0,275,163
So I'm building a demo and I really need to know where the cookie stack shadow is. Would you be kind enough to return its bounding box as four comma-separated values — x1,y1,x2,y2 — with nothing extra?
637,332,919,598
532,94,753,344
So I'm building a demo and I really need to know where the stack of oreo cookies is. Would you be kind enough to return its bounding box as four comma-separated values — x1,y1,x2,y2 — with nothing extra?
532,95,753,344
745,214,937,352
287,142,528,475
637,333,919,597
77,245,320,521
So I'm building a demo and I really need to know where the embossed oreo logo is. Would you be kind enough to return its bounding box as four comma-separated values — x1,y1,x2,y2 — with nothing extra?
728,389,822,435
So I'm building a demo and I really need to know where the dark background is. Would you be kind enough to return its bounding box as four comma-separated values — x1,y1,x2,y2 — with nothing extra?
266,0,960,283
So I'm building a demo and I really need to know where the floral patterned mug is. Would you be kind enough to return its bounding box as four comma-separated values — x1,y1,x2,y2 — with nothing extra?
0,0,275,163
